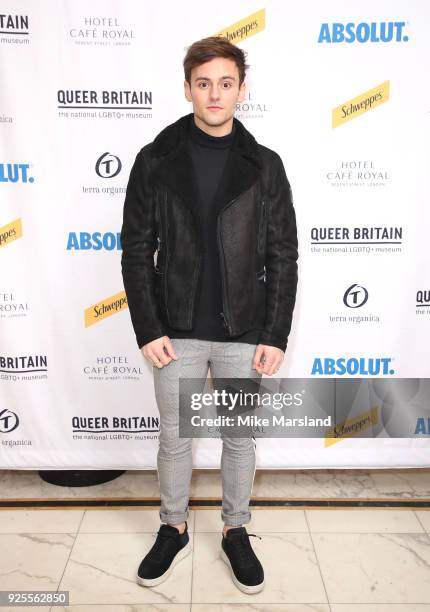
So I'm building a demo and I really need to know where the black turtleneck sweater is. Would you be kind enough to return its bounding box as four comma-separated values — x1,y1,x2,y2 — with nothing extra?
165,115,261,346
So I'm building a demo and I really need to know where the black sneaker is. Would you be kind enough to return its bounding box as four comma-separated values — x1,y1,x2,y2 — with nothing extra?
221,526,265,594
136,521,191,587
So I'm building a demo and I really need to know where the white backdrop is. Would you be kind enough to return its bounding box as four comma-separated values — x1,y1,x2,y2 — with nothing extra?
1,0,430,469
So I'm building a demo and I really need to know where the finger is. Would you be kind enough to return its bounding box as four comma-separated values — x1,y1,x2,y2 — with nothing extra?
268,361,280,376
147,349,163,368
262,358,275,375
163,337,178,360
153,346,171,366
253,345,264,370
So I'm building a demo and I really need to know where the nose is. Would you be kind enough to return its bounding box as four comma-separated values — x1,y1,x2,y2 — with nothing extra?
209,84,221,100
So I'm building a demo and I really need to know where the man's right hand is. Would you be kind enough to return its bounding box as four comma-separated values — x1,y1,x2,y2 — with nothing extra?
141,336,178,368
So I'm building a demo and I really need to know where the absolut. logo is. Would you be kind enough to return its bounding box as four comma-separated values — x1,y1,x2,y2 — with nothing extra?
318,21,408,44
311,357,395,376
67,231,121,250
0,163,34,183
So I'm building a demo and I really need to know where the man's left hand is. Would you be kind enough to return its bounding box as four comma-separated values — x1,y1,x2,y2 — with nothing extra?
253,344,284,376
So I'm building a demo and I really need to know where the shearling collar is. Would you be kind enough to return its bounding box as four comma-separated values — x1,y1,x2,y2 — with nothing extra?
150,112,262,168
149,113,263,248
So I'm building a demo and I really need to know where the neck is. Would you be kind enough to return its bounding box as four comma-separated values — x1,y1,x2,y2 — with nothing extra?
192,114,233,137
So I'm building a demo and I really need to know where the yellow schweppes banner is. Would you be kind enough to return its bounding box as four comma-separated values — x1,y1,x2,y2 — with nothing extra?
0,218,22,248
332,80,390,128
213,9,265,43
85,290,128,327
325,405,379,447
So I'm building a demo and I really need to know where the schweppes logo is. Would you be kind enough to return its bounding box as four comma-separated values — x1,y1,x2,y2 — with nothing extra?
213,9,265,43
325,405,379,447
0,218,22,248
85,290,128,327
332,80,390,128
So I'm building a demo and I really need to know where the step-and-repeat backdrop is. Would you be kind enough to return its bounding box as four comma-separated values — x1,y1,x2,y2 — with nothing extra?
1,0,429,469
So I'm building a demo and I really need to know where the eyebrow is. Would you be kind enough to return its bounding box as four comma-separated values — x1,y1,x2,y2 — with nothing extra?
194,76,236,82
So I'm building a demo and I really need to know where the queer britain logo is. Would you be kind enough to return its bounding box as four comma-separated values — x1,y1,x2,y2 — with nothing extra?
84,290,128,327
318,22,408,43
213,8,265,43
332,81,390,128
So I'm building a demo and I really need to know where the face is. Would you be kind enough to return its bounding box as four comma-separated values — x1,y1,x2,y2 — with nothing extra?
184,56,246,132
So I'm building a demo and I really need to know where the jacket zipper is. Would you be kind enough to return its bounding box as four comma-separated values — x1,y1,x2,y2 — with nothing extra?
188,254,202,328
216,198,238,335
258,199,265,251
162,190,170,322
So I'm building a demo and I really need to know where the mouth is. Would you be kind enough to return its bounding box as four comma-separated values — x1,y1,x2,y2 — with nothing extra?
207,106,223,110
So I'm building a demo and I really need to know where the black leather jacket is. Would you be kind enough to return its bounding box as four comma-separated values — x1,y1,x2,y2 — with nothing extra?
120,113,298,352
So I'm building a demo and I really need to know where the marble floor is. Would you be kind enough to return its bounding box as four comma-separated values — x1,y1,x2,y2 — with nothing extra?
1,468,430,610
2,468,430,501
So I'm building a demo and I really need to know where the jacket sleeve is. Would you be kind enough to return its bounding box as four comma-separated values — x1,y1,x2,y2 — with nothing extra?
258,153,299,352
120,147,167,349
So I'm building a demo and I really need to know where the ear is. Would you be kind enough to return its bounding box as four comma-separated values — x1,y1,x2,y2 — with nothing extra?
237,80,246,103
184,79,192,102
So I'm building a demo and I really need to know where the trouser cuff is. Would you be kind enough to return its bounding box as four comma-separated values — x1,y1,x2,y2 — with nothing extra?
221,510,251,526
159,508,190,524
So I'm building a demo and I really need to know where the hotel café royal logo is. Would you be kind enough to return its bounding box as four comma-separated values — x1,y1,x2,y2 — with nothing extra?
332,81,390,128
84,290,128,329
235,90,269,122
325,159,390,189
0,291,30,320
83,353,144,382
68,15,135,46
83,292,145,382
0,13,30,45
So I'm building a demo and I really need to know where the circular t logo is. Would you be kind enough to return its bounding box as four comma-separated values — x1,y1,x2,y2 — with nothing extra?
343,284,368,308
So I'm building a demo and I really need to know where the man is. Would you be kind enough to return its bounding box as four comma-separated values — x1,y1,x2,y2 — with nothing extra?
120,36,298,595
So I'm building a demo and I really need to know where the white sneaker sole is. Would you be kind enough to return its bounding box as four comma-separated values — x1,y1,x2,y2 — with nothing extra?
220,548,265,594
136,541,192,587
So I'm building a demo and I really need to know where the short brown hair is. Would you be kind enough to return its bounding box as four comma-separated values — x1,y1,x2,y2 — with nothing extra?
183,36,249,86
